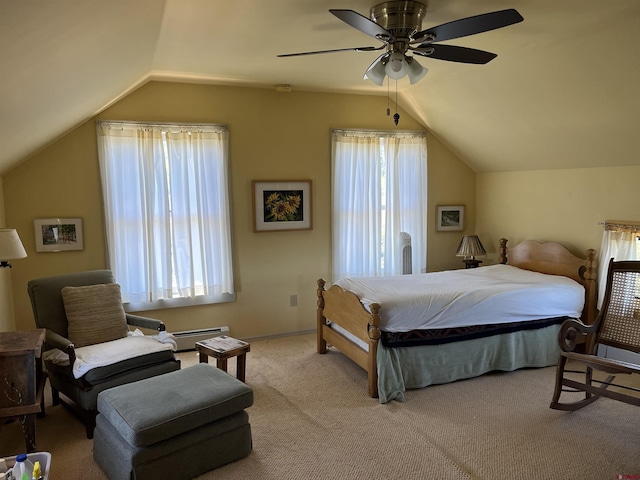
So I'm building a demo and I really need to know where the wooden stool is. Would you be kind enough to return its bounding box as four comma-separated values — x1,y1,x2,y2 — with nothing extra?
196,336,250,382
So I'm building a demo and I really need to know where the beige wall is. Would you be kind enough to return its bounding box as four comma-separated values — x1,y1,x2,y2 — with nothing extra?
476,166,640,263
0,178,18,332
3,81,475,337
426,136,477,271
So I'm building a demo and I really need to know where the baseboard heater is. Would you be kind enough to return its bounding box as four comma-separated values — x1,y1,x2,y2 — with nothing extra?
172,326,230,351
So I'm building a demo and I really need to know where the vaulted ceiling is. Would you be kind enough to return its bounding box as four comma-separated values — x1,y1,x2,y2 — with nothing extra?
2,0,640,175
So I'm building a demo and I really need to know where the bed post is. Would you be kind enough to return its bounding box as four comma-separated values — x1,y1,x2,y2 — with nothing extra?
498,238,508,264
317,279,328,354
582,249,598,326
368,303,381,398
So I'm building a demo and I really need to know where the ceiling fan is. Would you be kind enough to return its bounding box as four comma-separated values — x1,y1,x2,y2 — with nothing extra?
278,1,523,86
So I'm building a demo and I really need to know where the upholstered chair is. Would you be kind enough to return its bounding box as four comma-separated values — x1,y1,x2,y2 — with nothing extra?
28,270,180,438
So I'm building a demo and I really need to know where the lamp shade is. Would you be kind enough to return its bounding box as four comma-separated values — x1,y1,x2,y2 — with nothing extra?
364,57,387,86
385,52,408,80
407,57,428,84
0,229,27,265
456,235,486,258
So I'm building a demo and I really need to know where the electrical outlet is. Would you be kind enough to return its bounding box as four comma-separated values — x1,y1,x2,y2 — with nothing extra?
290,294,298,307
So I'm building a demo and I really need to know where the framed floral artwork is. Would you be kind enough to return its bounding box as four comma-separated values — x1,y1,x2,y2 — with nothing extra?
252,180,312,232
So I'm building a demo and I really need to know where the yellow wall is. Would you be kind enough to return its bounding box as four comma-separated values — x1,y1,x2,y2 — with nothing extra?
3,81,475,337
0,178,18,332
476,166,640,263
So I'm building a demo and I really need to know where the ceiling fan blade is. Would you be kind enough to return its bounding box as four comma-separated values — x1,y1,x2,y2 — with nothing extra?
330,9,394,42
277,45,382,58
413,44,497,64
413,9,523,44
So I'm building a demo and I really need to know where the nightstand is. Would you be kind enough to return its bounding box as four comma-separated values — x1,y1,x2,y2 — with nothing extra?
462,259,482,268
0,329,47,453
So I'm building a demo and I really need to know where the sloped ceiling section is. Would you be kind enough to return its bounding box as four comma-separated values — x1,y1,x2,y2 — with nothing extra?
0,0,165,170
2,0,640,174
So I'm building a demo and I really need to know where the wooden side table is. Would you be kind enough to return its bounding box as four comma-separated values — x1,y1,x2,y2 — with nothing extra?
195,336,250,382
0,329,47,453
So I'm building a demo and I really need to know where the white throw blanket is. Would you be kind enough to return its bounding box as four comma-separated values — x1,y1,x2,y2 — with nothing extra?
43,330,177,379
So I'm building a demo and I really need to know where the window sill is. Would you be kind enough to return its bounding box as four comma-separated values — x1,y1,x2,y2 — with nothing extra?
123,293,236,312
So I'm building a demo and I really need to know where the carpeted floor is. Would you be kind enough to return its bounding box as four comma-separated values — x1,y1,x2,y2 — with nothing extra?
1,333,639,479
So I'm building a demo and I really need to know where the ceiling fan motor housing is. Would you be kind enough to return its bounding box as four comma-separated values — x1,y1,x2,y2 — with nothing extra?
370,1,427,40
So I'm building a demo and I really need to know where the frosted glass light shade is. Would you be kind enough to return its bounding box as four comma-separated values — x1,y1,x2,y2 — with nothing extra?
385,52,408,80
407,57,428,84
364,59,386,86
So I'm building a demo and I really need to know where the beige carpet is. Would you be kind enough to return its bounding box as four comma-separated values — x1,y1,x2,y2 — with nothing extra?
1,333,639,479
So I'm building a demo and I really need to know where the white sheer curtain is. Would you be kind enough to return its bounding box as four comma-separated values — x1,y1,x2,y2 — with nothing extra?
331,129,427,280
597,221,640,308
97,121,234,308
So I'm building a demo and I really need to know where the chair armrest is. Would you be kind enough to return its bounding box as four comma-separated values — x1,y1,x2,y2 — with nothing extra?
45,329,77,364
126,313,166,332
558,318,600,353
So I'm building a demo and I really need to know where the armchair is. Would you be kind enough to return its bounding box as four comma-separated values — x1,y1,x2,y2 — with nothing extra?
27,270,180,438
550,259,640,411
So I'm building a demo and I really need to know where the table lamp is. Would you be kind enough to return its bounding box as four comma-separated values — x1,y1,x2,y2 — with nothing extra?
456,235,486,268
0,228,27,268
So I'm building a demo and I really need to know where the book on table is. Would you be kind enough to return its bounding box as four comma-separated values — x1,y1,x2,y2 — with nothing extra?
198,335,248,353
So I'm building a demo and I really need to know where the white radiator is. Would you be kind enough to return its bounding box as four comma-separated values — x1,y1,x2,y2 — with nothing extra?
172,326,230,351
400,232,412,275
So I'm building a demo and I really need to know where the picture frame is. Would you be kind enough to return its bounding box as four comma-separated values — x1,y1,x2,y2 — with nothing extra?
252,180,312,232
436,205,464,232
34,218,84,252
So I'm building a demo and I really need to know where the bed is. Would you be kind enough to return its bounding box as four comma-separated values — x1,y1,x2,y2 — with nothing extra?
316,238,598,402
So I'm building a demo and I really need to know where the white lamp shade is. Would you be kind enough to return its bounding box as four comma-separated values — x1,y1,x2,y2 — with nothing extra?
0,229,27,261
407,57,428,84
385,52,408,80
364,58,386,86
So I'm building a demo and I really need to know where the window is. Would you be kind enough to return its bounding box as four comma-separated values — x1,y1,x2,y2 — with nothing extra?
598,221,640,308
96,121,234,311
331,129,427,280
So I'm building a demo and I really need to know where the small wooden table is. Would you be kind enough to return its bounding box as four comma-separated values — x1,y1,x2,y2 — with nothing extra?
195,336,250,382
0,329,47,453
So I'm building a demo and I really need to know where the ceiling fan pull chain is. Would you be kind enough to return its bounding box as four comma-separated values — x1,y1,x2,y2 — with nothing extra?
394,79,400,126
386,77,391,116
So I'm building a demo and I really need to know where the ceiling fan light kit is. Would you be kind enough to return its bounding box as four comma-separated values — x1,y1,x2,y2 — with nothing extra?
278,1,523,122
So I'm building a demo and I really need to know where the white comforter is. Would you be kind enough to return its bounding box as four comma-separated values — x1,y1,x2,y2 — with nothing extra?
333,264,584,332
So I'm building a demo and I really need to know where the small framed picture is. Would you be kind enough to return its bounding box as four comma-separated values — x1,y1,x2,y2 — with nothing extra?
34,218,84,252
252,180,312,232
436,205,464,232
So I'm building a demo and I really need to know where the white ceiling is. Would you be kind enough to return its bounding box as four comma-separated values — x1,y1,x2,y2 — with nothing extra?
2,0,640,174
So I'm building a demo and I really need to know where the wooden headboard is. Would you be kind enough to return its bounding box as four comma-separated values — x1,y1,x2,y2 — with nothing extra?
498,238,597,324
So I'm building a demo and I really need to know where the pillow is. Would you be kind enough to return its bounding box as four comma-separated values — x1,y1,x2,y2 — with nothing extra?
62,283,129,348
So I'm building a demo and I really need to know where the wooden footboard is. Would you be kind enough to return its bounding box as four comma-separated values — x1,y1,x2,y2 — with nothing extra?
317,279,381,398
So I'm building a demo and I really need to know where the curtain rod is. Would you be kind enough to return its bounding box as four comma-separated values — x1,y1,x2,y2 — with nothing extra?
599,220,640,232
97,120,228,131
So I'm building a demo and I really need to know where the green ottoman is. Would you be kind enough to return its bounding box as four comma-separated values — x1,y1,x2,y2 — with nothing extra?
93,363,253,480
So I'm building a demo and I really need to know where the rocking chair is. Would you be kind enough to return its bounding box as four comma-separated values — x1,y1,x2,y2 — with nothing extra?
550,259,640,411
